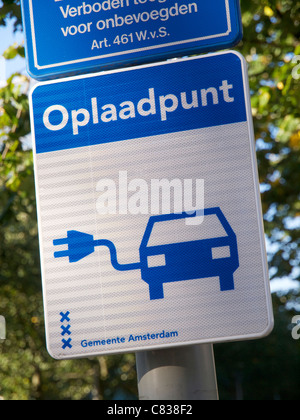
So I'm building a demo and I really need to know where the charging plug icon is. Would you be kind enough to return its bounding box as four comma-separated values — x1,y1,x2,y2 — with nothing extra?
53,208,239,300
54,230,141,270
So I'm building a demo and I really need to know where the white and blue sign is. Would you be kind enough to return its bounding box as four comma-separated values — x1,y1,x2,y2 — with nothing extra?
30,52,273,359
21,0,242,80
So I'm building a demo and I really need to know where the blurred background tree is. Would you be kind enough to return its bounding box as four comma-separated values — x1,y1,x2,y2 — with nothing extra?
0,0,299,400
216,0,300,400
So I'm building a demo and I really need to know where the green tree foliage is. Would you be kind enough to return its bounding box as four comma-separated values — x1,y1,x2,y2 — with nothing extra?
0,0,300,400
215,0,300,400
240,0,300,283
0,0,22,31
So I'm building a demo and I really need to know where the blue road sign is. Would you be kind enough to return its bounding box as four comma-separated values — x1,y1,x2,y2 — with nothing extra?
21,0,243,80
30,52,273,359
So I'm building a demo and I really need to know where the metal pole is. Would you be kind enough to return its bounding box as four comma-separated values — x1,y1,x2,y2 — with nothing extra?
136,344,219,400
0,316,6,343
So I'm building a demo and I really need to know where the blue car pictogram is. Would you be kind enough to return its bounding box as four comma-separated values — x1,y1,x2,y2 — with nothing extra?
139,208,239,300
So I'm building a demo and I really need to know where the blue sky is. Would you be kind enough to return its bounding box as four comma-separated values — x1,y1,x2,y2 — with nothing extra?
0,18,26,77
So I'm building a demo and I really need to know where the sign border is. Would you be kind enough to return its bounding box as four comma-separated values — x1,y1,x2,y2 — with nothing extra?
30,51,274,359
28,0,232,70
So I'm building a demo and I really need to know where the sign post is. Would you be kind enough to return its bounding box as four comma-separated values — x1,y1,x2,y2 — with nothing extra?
29,52,273,363
136,344,219,400
21,0,242,80
0,316,6,343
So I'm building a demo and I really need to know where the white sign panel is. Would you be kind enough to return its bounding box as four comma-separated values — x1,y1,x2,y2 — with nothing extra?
30,52,273,359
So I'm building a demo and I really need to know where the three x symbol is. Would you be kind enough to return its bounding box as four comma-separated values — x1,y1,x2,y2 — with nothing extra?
60,311,72,350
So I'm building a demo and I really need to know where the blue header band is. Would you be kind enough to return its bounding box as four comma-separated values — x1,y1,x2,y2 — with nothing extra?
31,53,247,154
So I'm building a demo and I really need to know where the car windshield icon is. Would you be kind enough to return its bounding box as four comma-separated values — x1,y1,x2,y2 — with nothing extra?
54,208,239,301
140,208,239,300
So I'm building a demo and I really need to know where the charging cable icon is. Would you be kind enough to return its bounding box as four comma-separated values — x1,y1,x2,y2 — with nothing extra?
53,208,239,300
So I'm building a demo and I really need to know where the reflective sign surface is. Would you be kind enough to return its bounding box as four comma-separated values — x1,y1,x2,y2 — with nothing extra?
30,52,273,359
